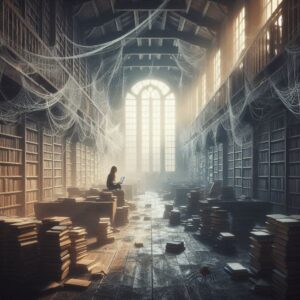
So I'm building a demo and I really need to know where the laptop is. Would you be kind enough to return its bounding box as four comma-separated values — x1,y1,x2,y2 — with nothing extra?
120,176,125,184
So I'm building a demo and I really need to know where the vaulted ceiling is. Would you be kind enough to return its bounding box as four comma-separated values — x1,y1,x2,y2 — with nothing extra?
71,0,232,96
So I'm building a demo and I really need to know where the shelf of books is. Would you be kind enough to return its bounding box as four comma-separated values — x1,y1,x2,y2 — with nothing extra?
234,142,242,197
242,133,253,197
65,139,72,189
90,149,95,186
42,128,53,201
227,138,234,187
81,144,86,188
256,122,270,201
0,122,23,216
270,114,286,209
213,145,219,181
86,146,91,188
75,143,81,187
207,147,214,185
25,120,40,216
53,136,63,197
287,118,300,213
218,143,223,181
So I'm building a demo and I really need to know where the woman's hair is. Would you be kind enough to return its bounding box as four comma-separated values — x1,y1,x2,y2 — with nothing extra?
110,166,117,174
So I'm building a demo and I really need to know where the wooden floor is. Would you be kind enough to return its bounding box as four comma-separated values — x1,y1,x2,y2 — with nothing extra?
39,192,271,300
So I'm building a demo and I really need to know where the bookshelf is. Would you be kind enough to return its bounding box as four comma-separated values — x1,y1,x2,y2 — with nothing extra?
81,144,86,187
287,119,300,213
86,147,91,187
42,128,53,201
0,122,23,216
213,145,218,181
25,120,40,216
53,136,63,197
75,143,81,187
65,139,72,189
242,133,253,197
207,146,214,185
227,138,234,187
218,143,223,181
256,123,270,201
90,149,95,186
270,114,286,208
234,142,242,197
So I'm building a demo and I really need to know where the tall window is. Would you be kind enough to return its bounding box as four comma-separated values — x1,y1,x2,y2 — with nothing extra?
264,0,283,20
234,7,245,63
213,49,221,92
125,80,176,173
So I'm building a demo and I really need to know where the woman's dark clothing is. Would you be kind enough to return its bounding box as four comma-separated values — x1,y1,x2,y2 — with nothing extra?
106,173,121,190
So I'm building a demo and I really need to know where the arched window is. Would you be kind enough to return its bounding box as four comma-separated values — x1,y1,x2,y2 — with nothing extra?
125,80,176,173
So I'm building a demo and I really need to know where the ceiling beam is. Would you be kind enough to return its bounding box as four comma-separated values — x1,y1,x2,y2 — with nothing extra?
113,0,187,11
81,12,126,32
123,57,178,68
88,29,211,47
174,9,219,31
208,0,234,8
123,45,178,55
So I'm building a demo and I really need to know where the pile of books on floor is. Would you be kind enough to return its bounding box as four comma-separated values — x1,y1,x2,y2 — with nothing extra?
97,218,114,245
187,190,200,216
199,202,212,238
112,190,125,207
169,209,181,226
115,206,129,226
216,232,236,253
1,218,40,285
163,204,173,219
224,262,249,280
41,216,72,232
265,214,288,235
271,217,300,299
40,225,71,281
165,241,185,254
249,230,273,276
210,207,229,238
69,227,88,268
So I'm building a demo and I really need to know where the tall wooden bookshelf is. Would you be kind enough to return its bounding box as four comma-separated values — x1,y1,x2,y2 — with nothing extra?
227,138,234,187
256,122,270,201
25,120,40,216
86,146,91,187
234,142,242,197
242,133,253,197
65,139,72,189
287,119,300,213
270,114,286,210
218,143,223,181
207,147,214,185
75,143,81,187
53,136,63,197
0,122,23,216
42,128,53,201
213,145,219,181
81,144,86,187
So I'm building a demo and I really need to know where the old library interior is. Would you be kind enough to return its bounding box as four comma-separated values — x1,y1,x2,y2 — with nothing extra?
0,0,300,299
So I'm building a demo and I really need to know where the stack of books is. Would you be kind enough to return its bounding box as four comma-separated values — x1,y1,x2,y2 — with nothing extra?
224,262,249,280
41,216,72,232
40,225,71,281
5,219,40,285
100,191,113,201
210,207,229,238
271,218,300,299
216,232,236,253
199,204,212,238
69,227,88,268
265,214,288,235
115,206,129,226
97,218,114,245
187,190,200,216
165,241,185,254
112,190,125,207
163,204,173,219
249,230,273,276
169,209,181,226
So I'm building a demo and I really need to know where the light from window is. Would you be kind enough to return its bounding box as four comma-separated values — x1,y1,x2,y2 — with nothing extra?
234,7,245,63
213,49,221,92
264,0,282,20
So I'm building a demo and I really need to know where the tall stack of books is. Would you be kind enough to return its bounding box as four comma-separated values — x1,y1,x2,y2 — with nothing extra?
169,209,181,226
112,190,125,207
249,230,273,276
187,190,200,216
69,227,88,268
272,218,300,299
266,214,288,235
41,216,72,232
97,218,114,245
199,202,212,238
210,207,229,238
216,232,236,253
5,219,40,285
115,206,129,226
40,225,71,281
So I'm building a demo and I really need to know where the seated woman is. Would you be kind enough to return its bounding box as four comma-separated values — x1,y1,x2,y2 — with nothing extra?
106,166,121,190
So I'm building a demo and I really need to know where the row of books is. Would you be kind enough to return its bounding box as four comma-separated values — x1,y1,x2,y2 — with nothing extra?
26,153,38,162
258,151,269,162
270,164,285,176
288,138,300,149
0,165,21,176
26,164,38,176
26,131,38,143
271,152,285,162
0,149,22,163
43,170,52,177
43,144,52,152
289,164,300,176
26,191,38,202
0,136,21,149
0,178,22,192
43,153,52,160
271,130,285,141
26,179,38,190
54,145,62,153
288,179,300,193
54,161,62,168
26,143,38,153
289,150,300,161
0,123,19,136
0,194,18,207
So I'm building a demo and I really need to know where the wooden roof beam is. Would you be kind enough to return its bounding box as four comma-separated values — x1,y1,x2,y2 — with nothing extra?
113,0,187,11
123,57,178,68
